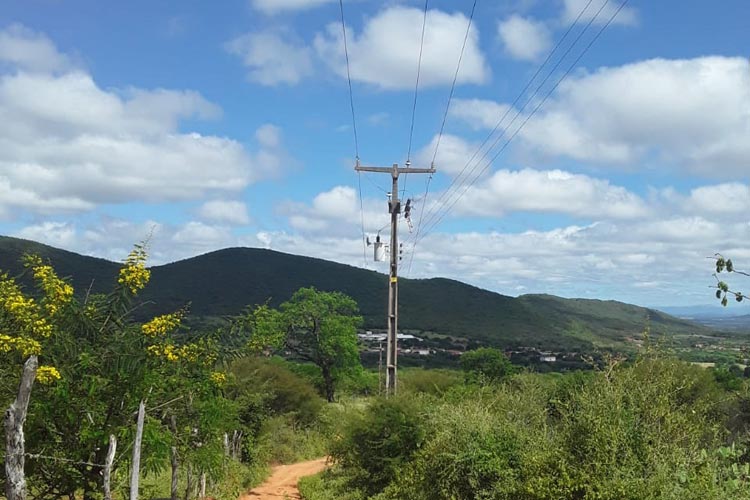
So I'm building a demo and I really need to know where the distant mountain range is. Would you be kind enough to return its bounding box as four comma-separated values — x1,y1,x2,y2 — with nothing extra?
0,235,715,350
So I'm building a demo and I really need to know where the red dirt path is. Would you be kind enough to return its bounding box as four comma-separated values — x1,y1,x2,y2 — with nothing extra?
240,457,328,500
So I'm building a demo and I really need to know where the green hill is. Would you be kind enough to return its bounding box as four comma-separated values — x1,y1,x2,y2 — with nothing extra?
0,235,712,350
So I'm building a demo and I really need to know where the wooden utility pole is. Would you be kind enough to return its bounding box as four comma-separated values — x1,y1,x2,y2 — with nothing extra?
355,162,435,395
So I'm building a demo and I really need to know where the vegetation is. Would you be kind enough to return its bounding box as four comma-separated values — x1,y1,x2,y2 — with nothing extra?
0,245,356,499
460,347,515,383
304,351,750,500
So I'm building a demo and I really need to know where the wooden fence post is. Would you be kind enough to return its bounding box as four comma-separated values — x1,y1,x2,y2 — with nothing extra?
103,434,117,500
199,472,206,499
4,355,38,500
129,400,145,500
170,415,179,500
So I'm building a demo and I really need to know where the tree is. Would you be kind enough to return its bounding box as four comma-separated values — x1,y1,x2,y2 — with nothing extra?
263,287,362,402
460,347,514,384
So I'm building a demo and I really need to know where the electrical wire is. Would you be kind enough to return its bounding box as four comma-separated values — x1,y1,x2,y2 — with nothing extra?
412,0,602,239
402,0,429,197
415,0,630,243
407,0,477,276
338,0,367,267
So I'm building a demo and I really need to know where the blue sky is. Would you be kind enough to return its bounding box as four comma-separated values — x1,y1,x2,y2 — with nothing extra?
1,0,749,308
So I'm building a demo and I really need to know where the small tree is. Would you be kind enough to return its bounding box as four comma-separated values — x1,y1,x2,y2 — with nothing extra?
460,347,514,384
260,287,362,402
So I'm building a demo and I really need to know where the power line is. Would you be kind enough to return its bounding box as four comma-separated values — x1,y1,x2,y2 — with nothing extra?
407,0,477,276
431,0,478,167
338,0,367,268
402,0,429,196
411,0,602,240
416,0,630,243
339,0,359,160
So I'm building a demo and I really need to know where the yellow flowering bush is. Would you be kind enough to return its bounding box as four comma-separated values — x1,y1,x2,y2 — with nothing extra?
36,365,61,384
118,245,150,294
0,334,42,356
0,273,53,340
142,311,183,337
24,255,74,316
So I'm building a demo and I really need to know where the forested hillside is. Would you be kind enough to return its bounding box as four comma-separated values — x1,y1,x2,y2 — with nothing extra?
0,236,711,349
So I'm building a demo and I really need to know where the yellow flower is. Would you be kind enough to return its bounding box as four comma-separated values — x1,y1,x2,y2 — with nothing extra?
118,246,150,294
24,256,74,315
210,371,227,386
0,275,51,339
147,343,180,362
36,365,61,384
142,312,183,337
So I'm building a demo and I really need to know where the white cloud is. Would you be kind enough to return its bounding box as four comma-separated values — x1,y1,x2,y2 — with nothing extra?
561,0,638,27
454,168,649,219
281,185,390,237
449,98,514,130
416,134,481,176
250,0,335,15
314,6,489,90
0,24,71,73
197,200,251,225
225,31,313,86
0,25,288,218
497,15,551,61
684,183,750,215
457,57,750,177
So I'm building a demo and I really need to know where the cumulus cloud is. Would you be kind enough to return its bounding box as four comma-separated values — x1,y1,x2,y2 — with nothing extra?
282,185,389,236
0,24,71,72
416,134,481,176
225,30,313,85
314,6,489,90
250,0,335,15
561,0,638,27
0,25,287,218
451,57,750,178
454,169,649,219
497,15,551,61
197,200,251,225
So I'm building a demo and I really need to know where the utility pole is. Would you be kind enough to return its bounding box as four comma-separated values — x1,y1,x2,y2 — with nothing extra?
356,161,435,395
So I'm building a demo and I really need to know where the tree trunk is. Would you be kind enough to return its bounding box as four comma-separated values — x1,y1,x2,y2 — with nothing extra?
223,433,229,457
103,434,117,500
321,365,335,402
4,355,38,500
129,400,145,500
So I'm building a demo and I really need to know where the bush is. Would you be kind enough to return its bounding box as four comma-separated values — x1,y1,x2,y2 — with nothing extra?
460,347,514,384
331,396,426,496
230,357,324,426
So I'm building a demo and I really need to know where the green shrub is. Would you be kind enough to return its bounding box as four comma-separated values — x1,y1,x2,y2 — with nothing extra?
331,396,426,496
460,347,515,384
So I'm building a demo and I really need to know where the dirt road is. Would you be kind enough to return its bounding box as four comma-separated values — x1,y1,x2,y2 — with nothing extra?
240,457,328,500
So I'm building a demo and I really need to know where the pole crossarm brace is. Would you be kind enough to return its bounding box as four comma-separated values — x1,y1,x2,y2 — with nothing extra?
355,164,436,176
355,161,435,397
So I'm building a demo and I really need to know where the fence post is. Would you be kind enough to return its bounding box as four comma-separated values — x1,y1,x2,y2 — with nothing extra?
103,434,117,500
4,355,38,500
129,400,145,500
